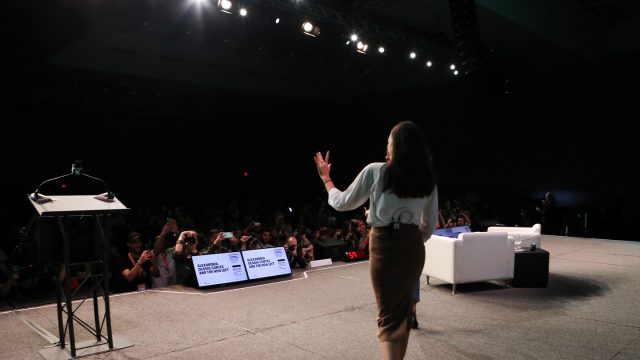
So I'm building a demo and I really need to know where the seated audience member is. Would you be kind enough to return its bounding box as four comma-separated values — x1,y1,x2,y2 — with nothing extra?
204,231,240,254
258,229,276,248
152,235,176,288
202,229,222,254
173,230,201,286
117,232,155,292
0,250,18,298
456,213,471,227
284,236,308,268
298,230,314,262
151,219,180,288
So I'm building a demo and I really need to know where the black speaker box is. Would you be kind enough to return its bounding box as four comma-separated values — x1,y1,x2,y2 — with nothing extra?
313,237,347,260
512,248,549,287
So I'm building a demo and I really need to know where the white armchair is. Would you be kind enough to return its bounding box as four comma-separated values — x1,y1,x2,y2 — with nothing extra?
487,224,542,250
423,232,514,294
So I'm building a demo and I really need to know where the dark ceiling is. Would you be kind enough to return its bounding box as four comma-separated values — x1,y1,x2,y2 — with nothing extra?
6,0,639,102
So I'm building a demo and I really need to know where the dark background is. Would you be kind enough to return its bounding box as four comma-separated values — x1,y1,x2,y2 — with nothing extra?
2,0,639,242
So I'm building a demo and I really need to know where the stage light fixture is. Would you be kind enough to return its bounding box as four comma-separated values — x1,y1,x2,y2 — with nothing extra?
409,52,416,59
426,60,432,67
275,17,280,24
239,8,247,16
217,0,233,14
378,46,385,54
356,41,368,54
350,34,358,42
453,70,459,76
301,21,320,37
450,64,456,70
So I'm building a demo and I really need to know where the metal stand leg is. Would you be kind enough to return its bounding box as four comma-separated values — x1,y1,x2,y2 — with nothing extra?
55,263,65,349
96,214,114,349
58,216,76,357
92,284,101,342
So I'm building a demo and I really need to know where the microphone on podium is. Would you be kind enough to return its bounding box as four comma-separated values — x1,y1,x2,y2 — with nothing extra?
28,160,115,204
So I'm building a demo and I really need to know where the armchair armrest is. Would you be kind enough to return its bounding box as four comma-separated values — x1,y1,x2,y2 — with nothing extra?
423,235,461,284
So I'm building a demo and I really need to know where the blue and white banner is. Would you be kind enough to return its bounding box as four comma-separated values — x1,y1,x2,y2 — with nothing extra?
192,252,248,287
243,247,292,280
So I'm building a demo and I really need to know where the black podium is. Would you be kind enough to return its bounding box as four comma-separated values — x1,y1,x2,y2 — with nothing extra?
29,194,132,359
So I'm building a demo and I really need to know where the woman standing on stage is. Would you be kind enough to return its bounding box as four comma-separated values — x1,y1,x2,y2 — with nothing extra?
314,121,438,359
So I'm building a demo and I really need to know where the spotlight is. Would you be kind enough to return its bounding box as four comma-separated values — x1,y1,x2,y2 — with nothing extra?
356,41,368,54
409,52,416,59
426,60,432,67
217,0,233,14
301,21,320,37
275,18,280,24
453,70,459,75
239,8,247,16
350,34,358,42
378,46,385,54
450,64,456,70
303,22,313,32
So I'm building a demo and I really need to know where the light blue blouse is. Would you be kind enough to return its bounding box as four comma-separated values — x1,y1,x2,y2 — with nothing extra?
328,162,439,241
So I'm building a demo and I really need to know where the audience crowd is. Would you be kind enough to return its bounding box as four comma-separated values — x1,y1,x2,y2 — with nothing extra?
3,191,631,304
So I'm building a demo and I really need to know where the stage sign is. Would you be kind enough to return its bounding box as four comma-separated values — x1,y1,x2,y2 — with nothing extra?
192,252,248,287
242,247,292,280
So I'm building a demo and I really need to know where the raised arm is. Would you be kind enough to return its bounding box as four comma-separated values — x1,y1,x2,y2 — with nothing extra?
315,151,334,192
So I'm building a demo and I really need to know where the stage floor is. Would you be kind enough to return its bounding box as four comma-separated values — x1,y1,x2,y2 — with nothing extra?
1,235,639,359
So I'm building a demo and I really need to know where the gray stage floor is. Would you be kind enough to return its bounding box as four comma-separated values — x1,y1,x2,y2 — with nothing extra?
1,235,639,359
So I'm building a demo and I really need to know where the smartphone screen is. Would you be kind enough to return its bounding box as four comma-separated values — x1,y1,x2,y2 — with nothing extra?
223,232,234,239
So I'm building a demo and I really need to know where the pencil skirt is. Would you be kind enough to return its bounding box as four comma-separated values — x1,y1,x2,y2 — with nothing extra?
369,224,425,342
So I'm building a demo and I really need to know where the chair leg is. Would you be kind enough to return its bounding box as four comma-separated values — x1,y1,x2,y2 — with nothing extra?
426,275,430,285
452,284,456,294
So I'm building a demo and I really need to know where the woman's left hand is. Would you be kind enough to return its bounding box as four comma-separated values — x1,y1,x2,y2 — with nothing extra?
314,151,331,180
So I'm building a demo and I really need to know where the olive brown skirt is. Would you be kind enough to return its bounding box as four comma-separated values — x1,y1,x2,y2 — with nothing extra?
369,224,425,342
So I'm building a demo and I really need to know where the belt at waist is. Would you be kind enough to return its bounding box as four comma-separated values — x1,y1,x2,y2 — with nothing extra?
373,223,419,230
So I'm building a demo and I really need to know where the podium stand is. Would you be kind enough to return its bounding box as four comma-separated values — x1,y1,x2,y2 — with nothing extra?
29,194,133,359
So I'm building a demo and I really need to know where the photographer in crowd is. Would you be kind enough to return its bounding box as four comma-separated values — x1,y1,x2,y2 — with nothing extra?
151,218,180,288
173,230,201,287
117,232,155,292
284,236,308,268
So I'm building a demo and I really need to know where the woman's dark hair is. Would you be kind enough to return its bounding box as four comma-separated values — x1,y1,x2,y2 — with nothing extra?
382,121,436,198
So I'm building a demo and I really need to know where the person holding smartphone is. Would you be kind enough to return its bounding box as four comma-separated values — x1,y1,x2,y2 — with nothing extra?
151,218,181,288
118,232,155,292
315,121,438,360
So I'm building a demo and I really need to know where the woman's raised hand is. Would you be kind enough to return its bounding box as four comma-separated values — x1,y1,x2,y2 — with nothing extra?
314,151,331,180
